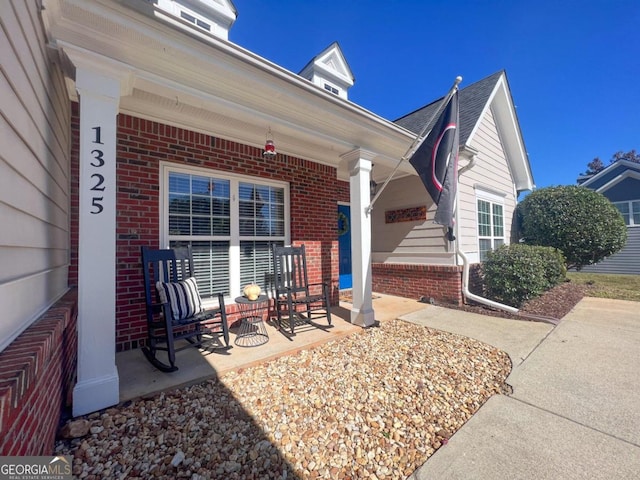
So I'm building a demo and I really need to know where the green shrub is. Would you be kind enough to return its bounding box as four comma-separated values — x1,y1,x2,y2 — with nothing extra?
517,186,627,270
483,244,566,307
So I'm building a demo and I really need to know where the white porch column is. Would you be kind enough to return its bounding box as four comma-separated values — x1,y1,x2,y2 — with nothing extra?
342,149,376,327
73,68,120,416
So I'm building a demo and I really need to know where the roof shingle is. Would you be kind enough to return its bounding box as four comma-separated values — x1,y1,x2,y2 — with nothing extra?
394,70,504,144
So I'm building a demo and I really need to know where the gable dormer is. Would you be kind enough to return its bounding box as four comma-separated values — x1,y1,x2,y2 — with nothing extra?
156,0,237,40
299,42,355,99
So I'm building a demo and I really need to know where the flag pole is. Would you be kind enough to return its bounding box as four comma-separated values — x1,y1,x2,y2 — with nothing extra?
366,75,462,215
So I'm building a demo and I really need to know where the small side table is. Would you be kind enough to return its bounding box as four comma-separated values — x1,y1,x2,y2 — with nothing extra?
234,294,270,347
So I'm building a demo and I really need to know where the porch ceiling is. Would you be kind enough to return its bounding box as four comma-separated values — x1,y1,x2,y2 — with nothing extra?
42,0,418,183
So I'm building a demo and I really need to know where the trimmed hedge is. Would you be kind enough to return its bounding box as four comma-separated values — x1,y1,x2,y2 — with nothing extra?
517,186,627,270
483,244,566,307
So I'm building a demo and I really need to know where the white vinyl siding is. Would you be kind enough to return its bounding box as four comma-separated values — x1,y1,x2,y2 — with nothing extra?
371,107,518,266
162,164,288,300
458,108,517,260
370,175,452,265
1,2,72,352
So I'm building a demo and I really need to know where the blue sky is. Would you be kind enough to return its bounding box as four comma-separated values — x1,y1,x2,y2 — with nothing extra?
229,0,639,190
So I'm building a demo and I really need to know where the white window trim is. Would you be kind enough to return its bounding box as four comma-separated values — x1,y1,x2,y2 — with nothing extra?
613,199,640,227
159,162,291,301
475,188,506,261
474,186,506,203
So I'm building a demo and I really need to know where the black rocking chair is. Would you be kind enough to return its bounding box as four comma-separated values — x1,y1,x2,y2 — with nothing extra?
140,245,230,372
272,244,332,335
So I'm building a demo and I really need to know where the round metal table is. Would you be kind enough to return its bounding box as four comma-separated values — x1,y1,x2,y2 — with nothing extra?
234,294,270,347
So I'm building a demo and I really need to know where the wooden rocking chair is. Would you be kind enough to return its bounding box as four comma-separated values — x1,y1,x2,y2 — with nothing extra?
272,244,332,335
140,245,230,372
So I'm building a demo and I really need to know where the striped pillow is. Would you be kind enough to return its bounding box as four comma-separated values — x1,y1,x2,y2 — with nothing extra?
156,277,203,321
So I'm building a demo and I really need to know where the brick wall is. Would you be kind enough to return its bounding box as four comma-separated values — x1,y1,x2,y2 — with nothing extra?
70,104,339,351
337,179,349,203
0,290,78,455
372,263,463,306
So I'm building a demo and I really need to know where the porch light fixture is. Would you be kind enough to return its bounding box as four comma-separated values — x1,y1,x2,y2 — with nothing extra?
370,164,378,197
263,127,276,158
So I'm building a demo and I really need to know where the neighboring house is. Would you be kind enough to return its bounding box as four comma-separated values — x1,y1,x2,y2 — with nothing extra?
0,0,533,453
576,160,640,274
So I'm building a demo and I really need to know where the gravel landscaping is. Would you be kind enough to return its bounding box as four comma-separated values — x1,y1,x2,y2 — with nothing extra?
56,319,511,479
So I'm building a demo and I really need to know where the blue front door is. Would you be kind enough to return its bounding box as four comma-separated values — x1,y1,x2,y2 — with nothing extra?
338,205,352,289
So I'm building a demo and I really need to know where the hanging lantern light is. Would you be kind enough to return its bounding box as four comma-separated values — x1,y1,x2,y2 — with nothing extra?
263,127,276,158
370,164,378,197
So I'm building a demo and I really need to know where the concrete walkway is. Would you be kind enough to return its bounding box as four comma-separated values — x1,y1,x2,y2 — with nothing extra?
402,297,640,480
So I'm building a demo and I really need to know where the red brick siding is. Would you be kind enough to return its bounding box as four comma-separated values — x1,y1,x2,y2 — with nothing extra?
0,290,78,455
337,179,349,203
70,105,339,351
372,263,463,306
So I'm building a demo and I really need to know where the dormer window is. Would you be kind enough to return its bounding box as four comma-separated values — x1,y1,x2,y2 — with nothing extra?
156,0,237,40
180,10,211,32
299,42,355,100
324,83,339,95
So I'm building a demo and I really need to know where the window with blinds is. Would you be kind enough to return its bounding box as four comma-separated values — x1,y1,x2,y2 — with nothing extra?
163,166,288,299
238,182,285,292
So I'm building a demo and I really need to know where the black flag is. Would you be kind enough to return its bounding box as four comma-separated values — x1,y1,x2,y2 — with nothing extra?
409,91,460,233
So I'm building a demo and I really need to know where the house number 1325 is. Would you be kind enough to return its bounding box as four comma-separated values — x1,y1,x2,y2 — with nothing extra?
89,126,106,214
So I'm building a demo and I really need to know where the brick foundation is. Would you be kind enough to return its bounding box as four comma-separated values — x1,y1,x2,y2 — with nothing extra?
372,263,463,306
0,290,78,455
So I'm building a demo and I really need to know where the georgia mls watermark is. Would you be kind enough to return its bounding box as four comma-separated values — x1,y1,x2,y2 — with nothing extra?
0,456,72,480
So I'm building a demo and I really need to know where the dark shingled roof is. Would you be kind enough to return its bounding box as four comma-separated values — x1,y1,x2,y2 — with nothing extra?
394,70,504,144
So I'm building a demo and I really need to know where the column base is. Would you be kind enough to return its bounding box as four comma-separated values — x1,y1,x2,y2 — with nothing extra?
350,307,376,327
73,370,119,417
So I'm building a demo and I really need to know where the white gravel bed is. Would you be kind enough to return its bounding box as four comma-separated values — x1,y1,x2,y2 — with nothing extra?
56,319,511,479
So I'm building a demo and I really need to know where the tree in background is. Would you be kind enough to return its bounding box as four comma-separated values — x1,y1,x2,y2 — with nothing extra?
518,186,627,270
583,149,640,175
584,157,605,175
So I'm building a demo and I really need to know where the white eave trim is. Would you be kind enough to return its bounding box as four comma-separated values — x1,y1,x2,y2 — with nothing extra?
116,0,402,135
580,160,640,188
45,0,396,129
465,74,534,193
595,169,640,193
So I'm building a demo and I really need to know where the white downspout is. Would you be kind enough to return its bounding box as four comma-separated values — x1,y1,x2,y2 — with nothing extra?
458,249,518,314
455,153,519,314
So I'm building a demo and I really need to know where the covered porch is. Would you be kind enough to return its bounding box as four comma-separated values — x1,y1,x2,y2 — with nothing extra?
42,0,421,416
117,293,426,403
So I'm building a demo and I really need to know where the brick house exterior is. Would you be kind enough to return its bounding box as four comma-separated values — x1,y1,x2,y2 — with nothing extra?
1,0,534,454
70,104,341,352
